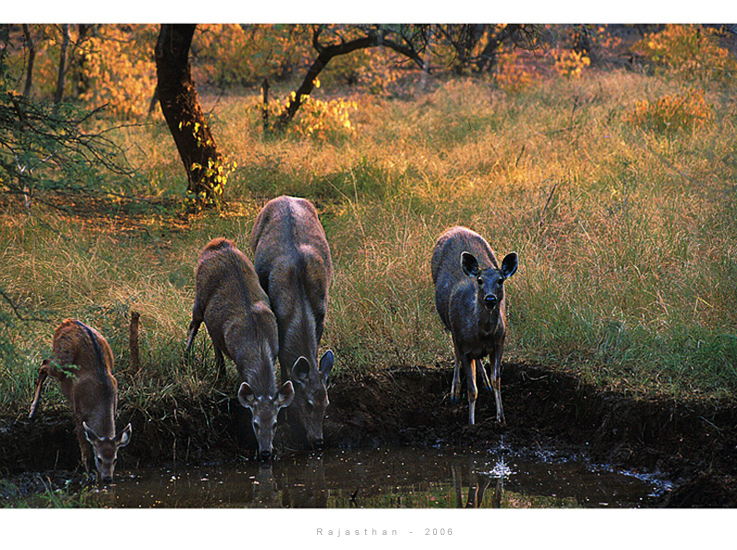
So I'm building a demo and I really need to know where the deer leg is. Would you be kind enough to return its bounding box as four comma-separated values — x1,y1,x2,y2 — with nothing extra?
185,315,202,355
450,343,463,404
75,422,93,476
28,361,51,418
451,462,463,508
478,358,492,391
490,348,506,425
213,345,226,380
466,357,478,426
476,475,492,508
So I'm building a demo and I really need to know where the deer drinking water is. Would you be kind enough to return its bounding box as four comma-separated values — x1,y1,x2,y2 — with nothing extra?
250,195,334,449
431,226,518,426
29,319,132,483
185,238,294,460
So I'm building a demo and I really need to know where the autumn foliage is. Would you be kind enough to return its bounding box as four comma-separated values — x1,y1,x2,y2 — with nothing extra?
2,24,736,205
627,89,714,133
633,24,737,83
78,25,159,119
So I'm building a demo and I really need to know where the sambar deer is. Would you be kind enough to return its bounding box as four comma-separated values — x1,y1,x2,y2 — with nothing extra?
185,237,294,460
431,226,518,426
29,319,132,483
250,195,334,449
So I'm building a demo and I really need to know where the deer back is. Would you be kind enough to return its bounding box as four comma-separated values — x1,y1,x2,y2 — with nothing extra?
194,237,279,372
250,196,332,372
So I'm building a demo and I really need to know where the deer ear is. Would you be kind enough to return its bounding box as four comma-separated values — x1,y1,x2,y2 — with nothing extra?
461,252,480,277
276,381,294,409
117,423,132,448
237,382,257,409
83,421,101,444
292,357,310,385
501,252,518,279
319,350,334,382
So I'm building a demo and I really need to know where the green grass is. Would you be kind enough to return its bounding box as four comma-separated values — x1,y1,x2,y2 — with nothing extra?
0,478,100,508
1,65,736,420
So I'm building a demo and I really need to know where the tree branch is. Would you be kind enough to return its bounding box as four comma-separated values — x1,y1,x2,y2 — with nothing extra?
0,289,46,323
274,26,431,131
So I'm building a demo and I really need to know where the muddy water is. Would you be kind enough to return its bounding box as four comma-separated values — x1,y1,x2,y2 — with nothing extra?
93,443,670,508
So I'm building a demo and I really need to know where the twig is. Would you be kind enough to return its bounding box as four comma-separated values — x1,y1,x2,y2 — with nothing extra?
129,311,141,374
515,143,526,167
0,289,47,322
539,181,558,226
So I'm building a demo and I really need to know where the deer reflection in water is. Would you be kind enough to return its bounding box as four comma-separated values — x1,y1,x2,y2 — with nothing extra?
451,461,503,508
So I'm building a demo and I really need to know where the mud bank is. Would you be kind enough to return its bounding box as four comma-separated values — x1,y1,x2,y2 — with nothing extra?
2,362,736,507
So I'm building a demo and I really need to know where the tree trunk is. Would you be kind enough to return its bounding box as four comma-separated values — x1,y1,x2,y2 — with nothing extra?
74,24,92,97
22,25,35,97
155,24,224,208
54,24,71,105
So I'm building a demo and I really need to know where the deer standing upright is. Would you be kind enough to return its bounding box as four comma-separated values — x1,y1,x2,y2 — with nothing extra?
431,226,518,425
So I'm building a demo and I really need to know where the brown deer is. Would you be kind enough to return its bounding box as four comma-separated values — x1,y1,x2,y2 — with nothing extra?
29,319,132,482
250,196,334,449
431,226,518,426
185,237,294,460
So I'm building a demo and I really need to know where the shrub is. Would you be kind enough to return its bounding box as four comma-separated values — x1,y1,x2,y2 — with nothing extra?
627,89,714,133
553,49,591,79
495,48,539,93
252,82,358,142
633,24,737,84
78,25,158,120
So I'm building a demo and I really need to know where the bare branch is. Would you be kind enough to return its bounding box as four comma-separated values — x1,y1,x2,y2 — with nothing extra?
0,289,47,323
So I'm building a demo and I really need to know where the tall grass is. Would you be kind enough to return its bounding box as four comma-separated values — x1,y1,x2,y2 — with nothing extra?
1,66,736,417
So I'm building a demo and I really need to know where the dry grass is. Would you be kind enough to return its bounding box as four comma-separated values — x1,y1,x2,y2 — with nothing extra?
2,64,736,415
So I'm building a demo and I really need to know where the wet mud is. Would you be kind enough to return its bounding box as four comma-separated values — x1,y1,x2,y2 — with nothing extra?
2,362,736,507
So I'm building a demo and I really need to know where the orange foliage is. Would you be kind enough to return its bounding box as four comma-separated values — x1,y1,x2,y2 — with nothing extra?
627,89,714,133
495,48,540,93
78,25,158,119
553,49,591,79
253,82,359,142
633,24,737,83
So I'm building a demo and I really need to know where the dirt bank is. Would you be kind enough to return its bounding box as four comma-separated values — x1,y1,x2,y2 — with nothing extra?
2,361,736,507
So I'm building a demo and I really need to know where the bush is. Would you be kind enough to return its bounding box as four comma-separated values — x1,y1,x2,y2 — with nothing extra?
553,49,591,79
627,89,714,133
495,48,540,93
252,83,359,143
633,24,737,84
78,25,158,120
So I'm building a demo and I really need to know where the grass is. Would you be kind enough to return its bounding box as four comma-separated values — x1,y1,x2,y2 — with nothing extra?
0,477,100,508
1,62,736,422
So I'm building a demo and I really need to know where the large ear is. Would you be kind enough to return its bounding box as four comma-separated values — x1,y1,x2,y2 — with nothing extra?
83,421,101,445
292,357,310,386
460,252,480,277
276,381,294,409
237,382,257,409
116,423,132,448
319,350,334,382
501,252,518,279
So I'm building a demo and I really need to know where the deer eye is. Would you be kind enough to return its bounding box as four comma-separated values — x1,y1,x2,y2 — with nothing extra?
477,278,484,286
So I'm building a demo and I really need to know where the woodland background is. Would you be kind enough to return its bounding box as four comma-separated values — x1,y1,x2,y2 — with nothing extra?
0,24,736,420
